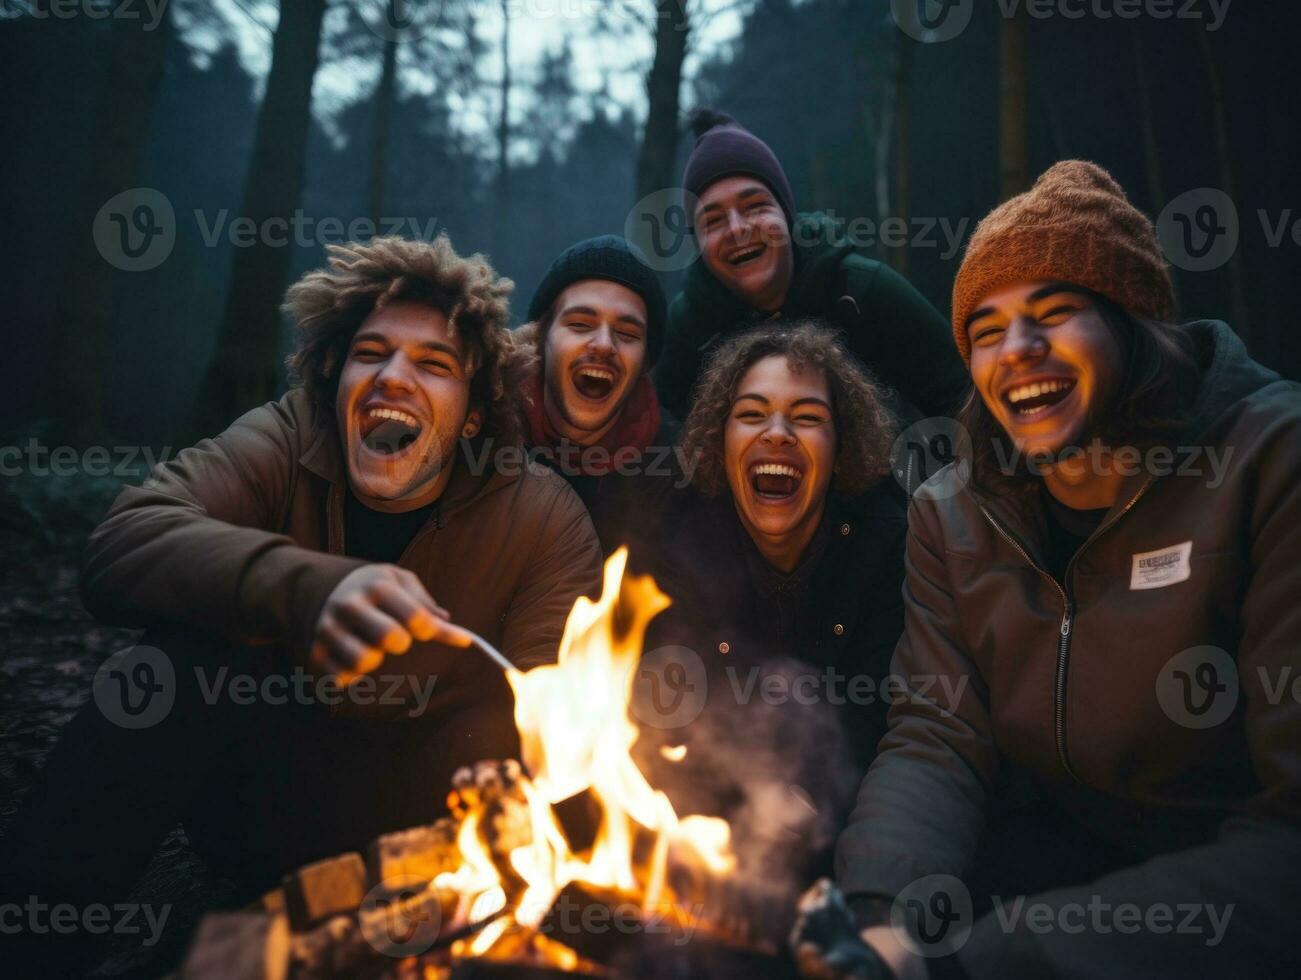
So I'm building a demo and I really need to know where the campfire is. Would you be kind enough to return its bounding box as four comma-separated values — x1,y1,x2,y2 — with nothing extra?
177,550,795,979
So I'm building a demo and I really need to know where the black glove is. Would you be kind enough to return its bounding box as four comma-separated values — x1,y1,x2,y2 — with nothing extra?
789,879,897,980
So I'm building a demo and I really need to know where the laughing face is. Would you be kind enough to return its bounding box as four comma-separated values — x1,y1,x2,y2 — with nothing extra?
334,300,480,512
695,176,794,313
542,279,648,445
965,281,1123,458
723,354,837,571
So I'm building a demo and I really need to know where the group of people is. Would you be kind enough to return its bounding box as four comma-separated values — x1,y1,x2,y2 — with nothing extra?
4,112,1298,979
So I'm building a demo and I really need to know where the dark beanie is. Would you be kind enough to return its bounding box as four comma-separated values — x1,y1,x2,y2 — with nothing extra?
527,235,667,366
682,109,797,227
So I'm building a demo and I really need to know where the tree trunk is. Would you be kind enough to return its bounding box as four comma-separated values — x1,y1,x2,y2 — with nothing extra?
493,0,511,256
1129,31,1165,213
999,11,1029,200
635,0,690,203
191,0,328,440
369,28,399,226
49,12,171,447
1194,27,1249,343
893,33,915,275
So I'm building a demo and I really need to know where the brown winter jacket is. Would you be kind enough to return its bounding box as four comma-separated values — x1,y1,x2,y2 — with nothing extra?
836,321,1301,978
80,386,604,719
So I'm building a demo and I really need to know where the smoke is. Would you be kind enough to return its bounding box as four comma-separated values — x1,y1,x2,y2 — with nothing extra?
635,657,863,910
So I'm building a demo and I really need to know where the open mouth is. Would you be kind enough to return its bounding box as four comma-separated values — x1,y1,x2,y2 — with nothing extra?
1003,378,1077,419
749,461,804,501
572,365,617,402
727,243,765,268
359,406,423,455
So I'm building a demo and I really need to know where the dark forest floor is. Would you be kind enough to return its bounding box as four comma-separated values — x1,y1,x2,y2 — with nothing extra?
0,470,227,977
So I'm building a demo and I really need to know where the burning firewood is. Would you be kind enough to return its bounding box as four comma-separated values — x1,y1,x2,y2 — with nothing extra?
178,911,289,980
368,817,460,888
282,852,368,930
182,552,775,977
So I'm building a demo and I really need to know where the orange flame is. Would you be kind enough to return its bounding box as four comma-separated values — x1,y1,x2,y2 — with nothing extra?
434,548,734,957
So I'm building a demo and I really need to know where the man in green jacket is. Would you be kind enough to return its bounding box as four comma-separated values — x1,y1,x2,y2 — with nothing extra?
652,110,968,423
3,236,603,975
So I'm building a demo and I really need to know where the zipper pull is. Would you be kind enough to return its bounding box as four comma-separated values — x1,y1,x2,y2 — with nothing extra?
1060,605,1073,637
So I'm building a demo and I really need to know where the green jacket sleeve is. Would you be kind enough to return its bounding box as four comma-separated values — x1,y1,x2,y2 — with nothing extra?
840,255,969,418
652,292,705,420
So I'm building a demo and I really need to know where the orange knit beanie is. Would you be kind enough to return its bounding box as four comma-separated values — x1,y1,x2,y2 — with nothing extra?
951,160,1176,362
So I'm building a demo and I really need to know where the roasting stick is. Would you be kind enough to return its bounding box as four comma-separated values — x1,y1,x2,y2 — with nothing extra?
334,621,519,686
452,625,519,676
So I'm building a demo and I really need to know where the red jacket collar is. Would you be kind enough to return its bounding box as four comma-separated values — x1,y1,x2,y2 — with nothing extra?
520,364,662,475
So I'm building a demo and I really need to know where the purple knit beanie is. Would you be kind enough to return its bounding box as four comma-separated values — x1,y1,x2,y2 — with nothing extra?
682,109,797,227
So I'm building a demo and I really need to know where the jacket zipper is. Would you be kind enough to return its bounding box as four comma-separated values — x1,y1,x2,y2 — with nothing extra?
976,503,1077,780
976,475,1154,783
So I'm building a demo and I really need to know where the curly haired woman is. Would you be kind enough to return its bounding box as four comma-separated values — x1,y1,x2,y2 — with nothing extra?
637,320,907,887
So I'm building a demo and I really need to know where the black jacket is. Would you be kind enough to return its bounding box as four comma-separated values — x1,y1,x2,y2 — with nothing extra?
637,481,907,881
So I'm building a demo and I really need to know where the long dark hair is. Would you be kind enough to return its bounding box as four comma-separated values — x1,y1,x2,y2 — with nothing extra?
959,290,1201,493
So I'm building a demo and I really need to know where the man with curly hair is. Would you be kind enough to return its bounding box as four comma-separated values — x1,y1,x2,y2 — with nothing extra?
635,320,907,889
3,236,602,974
